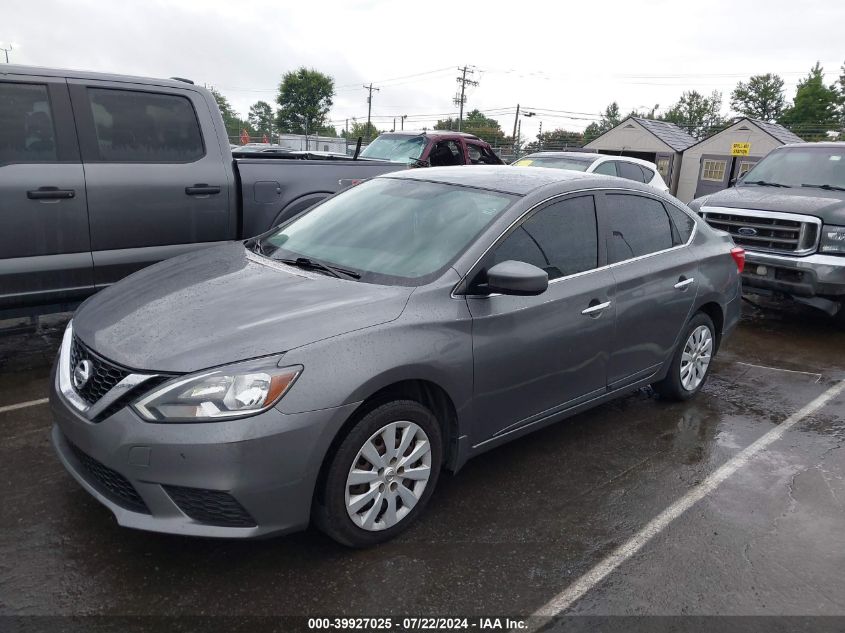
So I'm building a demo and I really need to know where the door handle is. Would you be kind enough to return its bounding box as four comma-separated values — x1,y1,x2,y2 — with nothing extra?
582,300,612,316
674,277,695,290
27,187,75,200
185,184,222,196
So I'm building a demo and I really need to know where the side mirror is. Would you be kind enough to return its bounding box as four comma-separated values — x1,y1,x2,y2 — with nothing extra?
485,260,548,296
729,177,737,187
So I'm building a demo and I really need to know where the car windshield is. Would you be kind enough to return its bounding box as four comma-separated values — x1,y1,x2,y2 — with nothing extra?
742,147,845,189
512,155,595,171
259,178,515,284
359,134,426,163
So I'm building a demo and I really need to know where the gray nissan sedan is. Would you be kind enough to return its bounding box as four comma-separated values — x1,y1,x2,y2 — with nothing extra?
50,166,743,547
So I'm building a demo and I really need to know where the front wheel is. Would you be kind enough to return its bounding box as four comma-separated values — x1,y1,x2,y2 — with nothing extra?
653,312,716,401
314,400,442,547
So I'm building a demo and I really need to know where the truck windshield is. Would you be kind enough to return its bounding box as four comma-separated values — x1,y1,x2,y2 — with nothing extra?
359,135,426,163
259,178,515,284
742,146,845,189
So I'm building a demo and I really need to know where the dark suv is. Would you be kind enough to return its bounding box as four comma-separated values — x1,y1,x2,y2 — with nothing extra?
359,131,504,167
689,142,845,320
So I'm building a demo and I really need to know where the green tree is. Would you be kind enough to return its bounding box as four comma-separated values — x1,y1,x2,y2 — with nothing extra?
779,62,840,140
434,109,506,145
315,125,338,137
248,101,275,138
209,87,244,139
583,102,623,143
730,74,785,122
524,128,583,152
341,119,380,142
660,90,723,138
276,68,335,135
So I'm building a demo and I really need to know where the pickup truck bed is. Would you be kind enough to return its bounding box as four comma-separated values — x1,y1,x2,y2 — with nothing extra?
0,65,403,316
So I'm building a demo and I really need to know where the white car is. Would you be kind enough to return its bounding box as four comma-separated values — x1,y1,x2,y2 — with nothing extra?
513,151,669,191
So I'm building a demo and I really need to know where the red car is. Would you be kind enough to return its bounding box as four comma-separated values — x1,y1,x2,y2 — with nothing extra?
359,131,504,167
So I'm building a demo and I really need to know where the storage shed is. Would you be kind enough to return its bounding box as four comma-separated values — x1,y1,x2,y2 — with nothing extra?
675,118,804,203
584,117,696,194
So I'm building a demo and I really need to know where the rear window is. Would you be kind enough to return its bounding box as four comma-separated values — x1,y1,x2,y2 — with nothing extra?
86,88,204,163
0,82,57,164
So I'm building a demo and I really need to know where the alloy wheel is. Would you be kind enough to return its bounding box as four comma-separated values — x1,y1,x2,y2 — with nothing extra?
344,421,432,531
680,324,713,391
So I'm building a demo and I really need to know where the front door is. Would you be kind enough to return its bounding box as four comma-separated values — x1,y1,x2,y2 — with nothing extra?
598,192,698,388
68,80,233,286
694,154,730,199
465,194,615,444
0,75,94,311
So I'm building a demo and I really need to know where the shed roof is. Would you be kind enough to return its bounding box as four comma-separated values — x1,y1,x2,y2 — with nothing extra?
749,119,805,145
631,117,697,151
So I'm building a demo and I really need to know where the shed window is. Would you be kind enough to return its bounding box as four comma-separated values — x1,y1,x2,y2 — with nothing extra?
656,157,670,178
701,159,727,182
738,161,754,177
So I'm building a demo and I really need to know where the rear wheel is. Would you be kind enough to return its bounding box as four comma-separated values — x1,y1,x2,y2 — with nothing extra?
653,312,716,401
314,400,442,547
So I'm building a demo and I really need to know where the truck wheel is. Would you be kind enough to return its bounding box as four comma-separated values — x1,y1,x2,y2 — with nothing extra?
835,302,845,327
314,400,442,547
653,312,716,402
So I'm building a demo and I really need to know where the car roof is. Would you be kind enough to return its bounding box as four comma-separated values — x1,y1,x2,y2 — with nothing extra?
781,141,845,149
379,165,660,196
523,151,603,160
382,130,482,140
0,64,199,91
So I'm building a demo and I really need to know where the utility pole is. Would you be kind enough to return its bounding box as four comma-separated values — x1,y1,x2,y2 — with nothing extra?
454,65,478,132
0,43,12,63
511,104,520,144
363,83,380,142
393,117,396,132
538,121,543,149
401,114,407,130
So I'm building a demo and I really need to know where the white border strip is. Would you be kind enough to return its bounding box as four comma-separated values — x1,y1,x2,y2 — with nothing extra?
531,380,845,620
736,361,822,382
0,397,49,414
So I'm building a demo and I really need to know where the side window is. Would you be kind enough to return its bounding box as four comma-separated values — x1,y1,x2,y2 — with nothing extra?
86,88,204,162
467,143,498,165
618,161,646,183
0,82,57,164
665,203,696,245
428,140,463,166
605,194,674,264
593,160,617,177
491,196,598,281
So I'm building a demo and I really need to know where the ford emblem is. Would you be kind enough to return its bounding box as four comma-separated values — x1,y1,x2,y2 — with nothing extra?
737,227,758,237
72,359,94,390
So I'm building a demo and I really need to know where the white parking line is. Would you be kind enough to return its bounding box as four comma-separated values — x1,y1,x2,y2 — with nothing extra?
736,361,823,382
530,379,845,621
0,397,49,414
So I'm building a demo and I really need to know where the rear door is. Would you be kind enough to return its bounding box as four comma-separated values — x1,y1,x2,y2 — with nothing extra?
466,194,616,443
598,192,699,389
0,75,94,311
694,154,730,199
68,80,233,286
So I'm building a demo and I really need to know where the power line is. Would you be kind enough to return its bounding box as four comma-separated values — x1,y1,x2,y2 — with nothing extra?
454,65,479,132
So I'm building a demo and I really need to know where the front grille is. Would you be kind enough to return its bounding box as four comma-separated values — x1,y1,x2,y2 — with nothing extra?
68,441,150,514
69,337,130,405
702,210,819,255
163,485,257,527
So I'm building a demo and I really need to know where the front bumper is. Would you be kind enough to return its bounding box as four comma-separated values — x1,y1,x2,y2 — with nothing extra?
741,251,845,299
50,363,360,538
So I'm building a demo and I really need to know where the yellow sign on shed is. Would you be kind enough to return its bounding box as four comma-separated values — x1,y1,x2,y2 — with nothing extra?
731,142,751,156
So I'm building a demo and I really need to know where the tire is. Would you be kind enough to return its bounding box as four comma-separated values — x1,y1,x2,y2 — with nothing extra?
314,400,442,547
653,312,716,402
834,302,845,327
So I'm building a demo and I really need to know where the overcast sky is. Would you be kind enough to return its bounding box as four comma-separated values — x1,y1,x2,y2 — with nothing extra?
5,0,844,139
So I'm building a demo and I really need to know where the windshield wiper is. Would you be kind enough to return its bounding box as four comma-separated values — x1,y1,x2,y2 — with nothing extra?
801,183,845,192
744,180,791,188
279,257,361,280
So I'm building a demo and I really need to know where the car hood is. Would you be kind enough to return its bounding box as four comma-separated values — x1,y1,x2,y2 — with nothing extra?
699,186,845,225
73,243,413,373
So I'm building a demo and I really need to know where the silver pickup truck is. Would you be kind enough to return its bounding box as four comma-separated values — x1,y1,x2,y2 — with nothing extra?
689,142,845,322
0,65,404,317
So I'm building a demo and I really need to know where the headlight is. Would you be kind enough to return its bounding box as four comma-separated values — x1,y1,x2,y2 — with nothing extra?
133,359,302,422
820,225,845,255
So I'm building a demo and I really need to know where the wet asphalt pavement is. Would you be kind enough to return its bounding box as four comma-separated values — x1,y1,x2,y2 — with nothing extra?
1,299,844,624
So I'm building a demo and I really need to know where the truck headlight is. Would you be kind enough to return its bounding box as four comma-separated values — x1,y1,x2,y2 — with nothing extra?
133,360,301,422
820,225,845,254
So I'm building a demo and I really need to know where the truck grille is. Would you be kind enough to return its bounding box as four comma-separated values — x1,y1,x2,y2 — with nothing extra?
69,337,130,405
701,210,819,256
